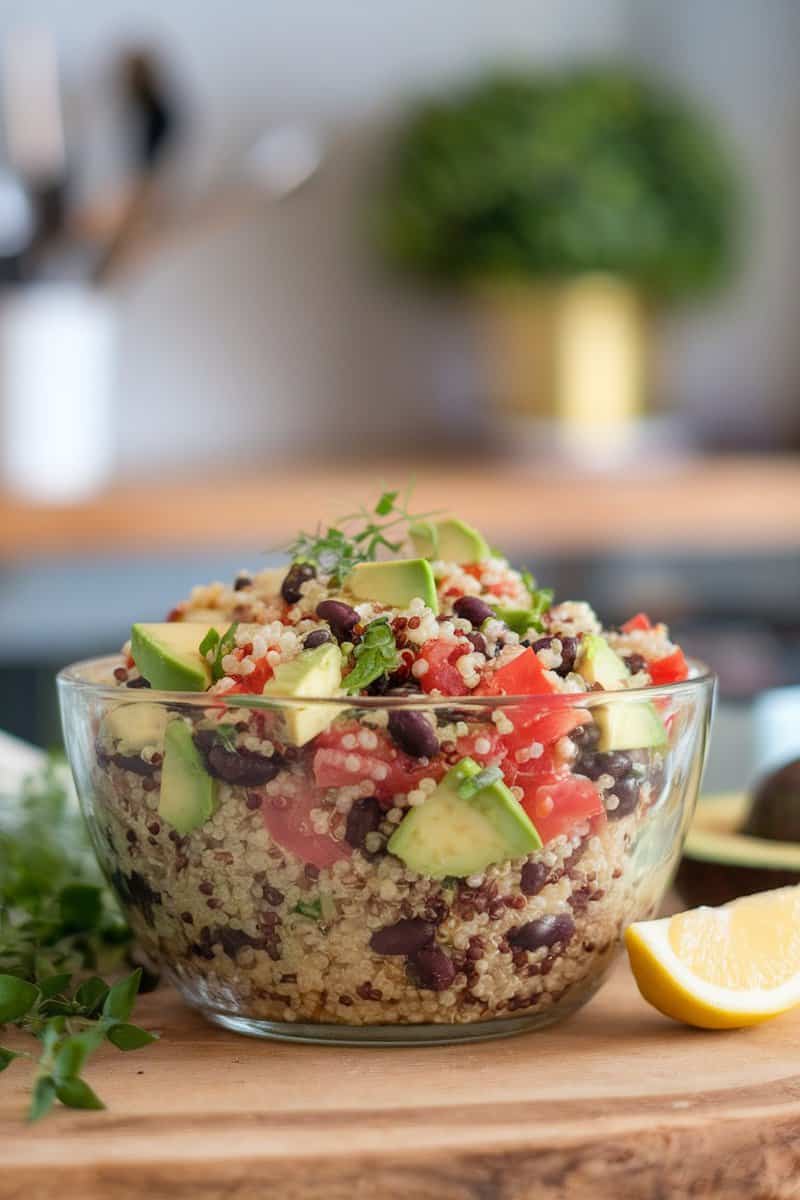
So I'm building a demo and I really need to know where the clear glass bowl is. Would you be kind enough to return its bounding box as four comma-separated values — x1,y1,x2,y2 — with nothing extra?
58,657,714,1045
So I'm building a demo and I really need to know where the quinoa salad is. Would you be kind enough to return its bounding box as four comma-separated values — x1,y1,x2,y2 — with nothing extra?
66,497,704,1039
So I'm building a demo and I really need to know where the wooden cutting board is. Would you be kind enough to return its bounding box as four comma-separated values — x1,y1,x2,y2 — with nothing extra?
3,964,800,1200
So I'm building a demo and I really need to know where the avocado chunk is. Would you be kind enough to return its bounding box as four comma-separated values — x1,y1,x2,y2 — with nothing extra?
388,757,541,878
102,702,169,753
346,558,438,613
577,635,629,690
261,642,343,746
410,517,490,564
159,720,216,835
595,702,667,752
131,622,223,692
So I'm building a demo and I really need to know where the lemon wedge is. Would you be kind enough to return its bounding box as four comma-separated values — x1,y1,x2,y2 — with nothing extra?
625,885,800,1029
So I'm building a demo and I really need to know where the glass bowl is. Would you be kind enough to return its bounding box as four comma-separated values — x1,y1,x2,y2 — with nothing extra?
57,657,714,1045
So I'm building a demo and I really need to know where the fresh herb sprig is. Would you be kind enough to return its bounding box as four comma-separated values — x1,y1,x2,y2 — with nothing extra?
343,618,400,693
0,760,157,1120
287,487,440,584
199,622,239,682
1,967,157,1120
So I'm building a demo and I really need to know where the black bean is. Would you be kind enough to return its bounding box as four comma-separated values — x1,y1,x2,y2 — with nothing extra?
570,721,600,751
508,913,575,952
234,573,253,591
520,860,550,897
608,775,640,819
532,635,578,677
370,918,435,956
303,628,332,650
316,599,360,641
387,710,439,759
201,742,282,786
345,796,383,851
466,631,488,657
110,869,162,928
365,672,390,695
453,595,495,627
112,753,157,777
125,676,151,688
281,561,316,604
577,751,632,781
624,652,647,675
412,945,456,991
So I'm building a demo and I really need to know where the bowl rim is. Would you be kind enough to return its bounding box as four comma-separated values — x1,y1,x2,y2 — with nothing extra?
57,654,716,712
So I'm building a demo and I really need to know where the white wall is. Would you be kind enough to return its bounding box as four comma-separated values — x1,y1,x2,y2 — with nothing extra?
2,0,797,468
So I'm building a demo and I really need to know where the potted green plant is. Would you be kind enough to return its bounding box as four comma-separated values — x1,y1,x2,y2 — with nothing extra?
375,67,738,449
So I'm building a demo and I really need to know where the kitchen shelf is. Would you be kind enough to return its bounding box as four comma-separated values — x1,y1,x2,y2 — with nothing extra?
2,455,799,561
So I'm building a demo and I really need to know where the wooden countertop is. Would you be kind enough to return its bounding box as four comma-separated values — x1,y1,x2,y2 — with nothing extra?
3,455,800,561
3,965,800,1199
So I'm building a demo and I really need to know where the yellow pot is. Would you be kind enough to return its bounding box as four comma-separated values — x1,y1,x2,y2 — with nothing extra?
476,275,651,452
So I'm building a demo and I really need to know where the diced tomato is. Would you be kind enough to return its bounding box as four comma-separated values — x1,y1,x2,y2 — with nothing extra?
223,658,273,695
475,647,558,698
262,781,351,869
621,612,652,633
502,704,588,758
455,727,507,767
518,773,606,845
417,639,470,697
649,648,689,685
312,746,445,801
486,578,518,599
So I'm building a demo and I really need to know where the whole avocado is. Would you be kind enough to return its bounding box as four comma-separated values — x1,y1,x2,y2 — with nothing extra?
743,759,800,841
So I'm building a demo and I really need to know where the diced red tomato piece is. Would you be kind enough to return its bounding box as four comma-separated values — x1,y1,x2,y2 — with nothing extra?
313,747,446,801
621,612,652,633
455,727,507,767
649,647,689,685
502,704,588,758
417,639,470,697
475,647,558,698
486,578,518,599
223,658,273,695
262,782,351,868
518,773,606,845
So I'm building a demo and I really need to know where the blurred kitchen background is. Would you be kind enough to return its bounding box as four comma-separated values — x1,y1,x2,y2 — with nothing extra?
0,0,799,794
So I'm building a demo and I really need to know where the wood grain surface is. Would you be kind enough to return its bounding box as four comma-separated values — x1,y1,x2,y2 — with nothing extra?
4,965,800,1199
3,454,800,560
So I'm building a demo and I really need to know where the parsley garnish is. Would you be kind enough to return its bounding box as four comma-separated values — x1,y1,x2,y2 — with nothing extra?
199,622,239,681
343,618,399,693
287,487,440,585
0,760,156,1121
293,898,322,921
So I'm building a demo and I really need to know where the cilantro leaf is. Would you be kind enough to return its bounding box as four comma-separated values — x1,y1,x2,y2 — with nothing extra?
343,618,399,693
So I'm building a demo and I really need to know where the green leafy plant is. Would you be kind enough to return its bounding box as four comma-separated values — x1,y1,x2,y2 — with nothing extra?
343,618,400,693
0,760,157,1120
376,67,738,301
287,487,440,585
200,622,240,681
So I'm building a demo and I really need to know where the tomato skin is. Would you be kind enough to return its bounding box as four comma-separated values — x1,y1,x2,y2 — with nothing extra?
418,639,470,697
262,783,351,868
621,612,652,633
475,647,558,697
223,658,273,695
519,773,606,845
649,648,689,685
455,727,507,767
502,704,588,756
312,723,448,802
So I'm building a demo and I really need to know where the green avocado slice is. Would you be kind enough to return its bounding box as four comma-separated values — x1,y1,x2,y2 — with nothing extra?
261,642,343,746
388,757,541,879
130,622,224,691
158,720,216,835
346,558,438,613
409,517,491,564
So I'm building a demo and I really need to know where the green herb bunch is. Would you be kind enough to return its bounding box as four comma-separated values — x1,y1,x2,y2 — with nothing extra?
376,67,738,302
0,760,156,1120
287,488,439,585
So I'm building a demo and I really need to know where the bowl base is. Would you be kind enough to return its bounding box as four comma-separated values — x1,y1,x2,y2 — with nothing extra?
194,983,599,1045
